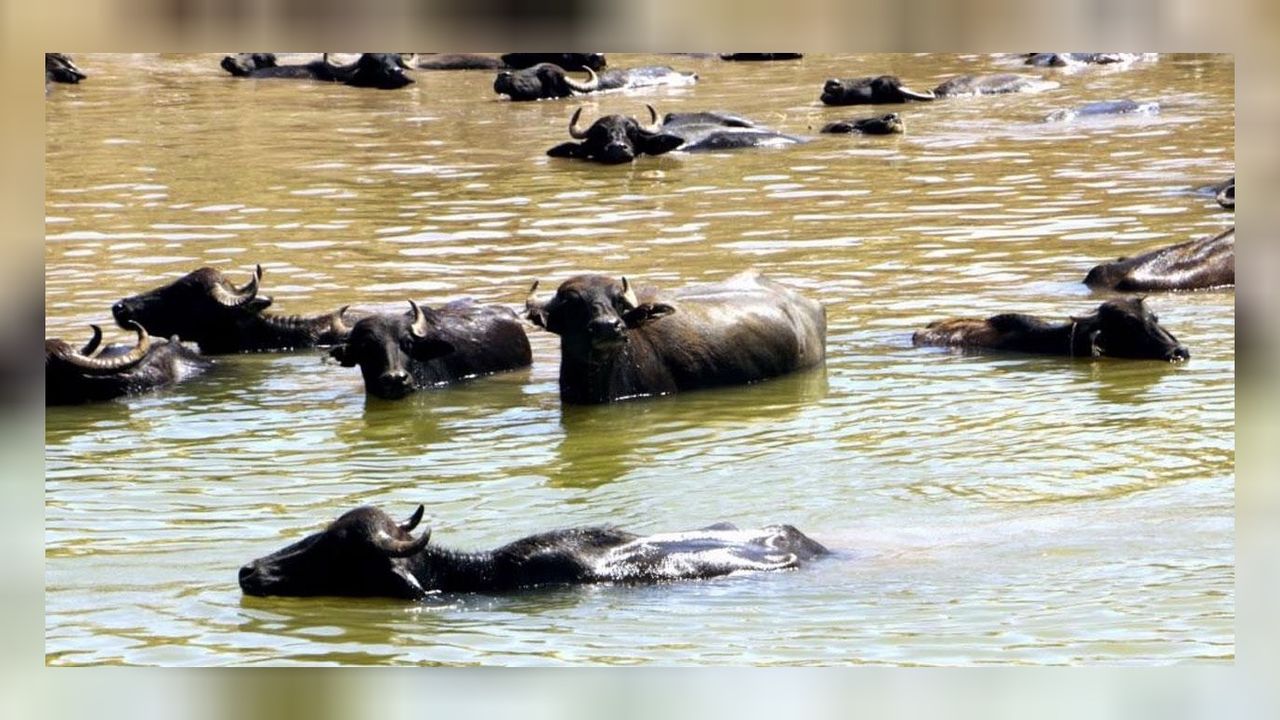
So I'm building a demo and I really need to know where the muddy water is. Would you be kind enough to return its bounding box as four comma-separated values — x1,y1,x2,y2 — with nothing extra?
44,53,1234,665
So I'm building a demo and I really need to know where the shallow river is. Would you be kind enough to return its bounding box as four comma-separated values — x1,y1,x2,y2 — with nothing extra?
44,53,1234,666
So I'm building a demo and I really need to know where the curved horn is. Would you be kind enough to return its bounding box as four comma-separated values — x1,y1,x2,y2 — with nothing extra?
331,305,351,335
899,86,936,101
80,324,104,357
563,66,600,93
62,321,151,373
211,265,261,308
568,108,588,139
525,280,544,312
400,505,425,532
372,527,432,558
642,103,661,132
620,276,639,309
408,300,430,339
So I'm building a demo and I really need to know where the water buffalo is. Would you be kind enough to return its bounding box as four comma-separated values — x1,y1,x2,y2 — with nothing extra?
1084,228,1234,292
1043,99,1159,122
524,271,827,404
820,73,1058,105
46,53,86,84
46,323,211,405
912,298,1189,362
718,53,804,61
220,53,414,89
328,299,533,400
820,113,905,135
931,74,1060,96
238,504,829,599
415,53,606,71
1024,53,1156,67
546,106,804,164
493,63,696,101
111,265,351,354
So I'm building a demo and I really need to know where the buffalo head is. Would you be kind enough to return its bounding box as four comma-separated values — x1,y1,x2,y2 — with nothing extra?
525,275,675,347
46,53,86,84
340,53,415,89
45,322,150,375
820,75,935,105
546,105,683,164
239,505,432,598
493,63,600,101
328,301,456,399
111,265,271,343
820,113,905,135
1077,298,1189,361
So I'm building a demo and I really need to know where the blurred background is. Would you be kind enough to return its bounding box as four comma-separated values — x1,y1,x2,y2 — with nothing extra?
5,0,1276,716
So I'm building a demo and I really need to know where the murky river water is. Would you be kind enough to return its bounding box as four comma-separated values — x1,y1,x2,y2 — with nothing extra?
44,53,1234,665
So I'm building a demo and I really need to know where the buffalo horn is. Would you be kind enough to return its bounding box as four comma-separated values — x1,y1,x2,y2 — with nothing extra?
409,300,430,339
81,324,104,357
63,321,151,373
899,86,936,101
642,104,660,132
568,108,588,139
373,526,432,558
400,505,425,532
620,277,639,309
331,305,351,335
525,280,546,313
563,66,600,93
211,264,262,308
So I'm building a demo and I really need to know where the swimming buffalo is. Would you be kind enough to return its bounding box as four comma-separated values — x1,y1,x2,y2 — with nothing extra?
1084,228,1234,292
416,53,606,71
546,105,803,164
46,53,86,84
1024,53,1156,67
46,323,211,405
328,299,532,400
524,271,827,404
493,63,696,101
820,113,905,135
912,298,1189,362
820,73,1057,105
238,503,829,599
111,265,351,354
220,53,414,89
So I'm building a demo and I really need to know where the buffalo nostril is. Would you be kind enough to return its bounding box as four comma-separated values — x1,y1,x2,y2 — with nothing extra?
1169,347,1191,362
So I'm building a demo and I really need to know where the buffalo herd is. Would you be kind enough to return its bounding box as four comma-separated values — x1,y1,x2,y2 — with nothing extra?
46,53,1233,601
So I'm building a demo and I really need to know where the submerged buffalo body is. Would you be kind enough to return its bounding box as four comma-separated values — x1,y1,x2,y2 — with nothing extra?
718,53,804,61
820,113,905,135
220,53,413,89
525,271,827,404
1043,99,1159,122
547,106,804,164
46,53,86,84
1024,53,1156,67
111,265,350,354
329,300,532,399
46,323,211,405
1084,228,1234,292
912,298,1189,362
416,53,606,71
239,504,829,599
493,64,696,101
820,73,1058,105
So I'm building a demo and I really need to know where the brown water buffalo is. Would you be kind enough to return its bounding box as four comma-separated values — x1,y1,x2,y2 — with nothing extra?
328,299,532,400
238,504,829,599
912,298,1189,362
1084,228,1234,292
493,64,696,101
111,265,351,354
820,113,905,135
220,53,414,89
46,323,212,405
524,271,827,404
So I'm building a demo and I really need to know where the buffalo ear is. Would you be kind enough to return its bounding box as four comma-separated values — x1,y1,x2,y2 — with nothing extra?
246,296,273,313
637,133,683,156
329,344,358,367
547,142,588,159
622,302,676,329
411,336,455,361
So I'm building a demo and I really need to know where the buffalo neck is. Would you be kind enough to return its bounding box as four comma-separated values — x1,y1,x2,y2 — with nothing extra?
556,333,667,404
225,311,341,351
1005,316,1099,357
405,545,505,593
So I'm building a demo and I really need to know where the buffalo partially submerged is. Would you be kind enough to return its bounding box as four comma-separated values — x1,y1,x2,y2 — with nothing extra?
820,113,905,135
220,53,414,89
239,504,829,599
1043,99,1159,122
46,323,211,405
415,53,606,71
328,299,532,400
46,53,86,84
547,105,803,164
524,271,827,404
912,298,1189,362
1024,53,1156,67
820,73,1058,105
493,63,696,101
1084,228,1234,292
718,53,803,61
111,265,351,354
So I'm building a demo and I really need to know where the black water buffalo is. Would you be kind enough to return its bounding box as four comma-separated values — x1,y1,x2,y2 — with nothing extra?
220,53,414,89
239,504,829,599
546,106,803,164
328,299,532,400
820,113,905,135
46,53,86,84
415,53,606,71
46,323,211,405
1043,99,1159,122
1213,177,1235,210
1084,228,1234,292
493,63,696,101
718,53,804,61
111,265,351,354
820,73,1057,105
1024,53,1156,67
912,298,1189,362
524,271,827,404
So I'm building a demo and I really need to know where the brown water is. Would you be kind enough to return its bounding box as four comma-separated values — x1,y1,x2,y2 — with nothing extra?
44,53,1234,666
